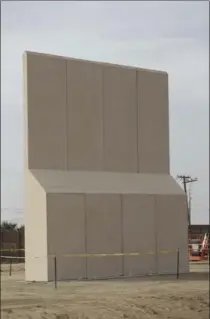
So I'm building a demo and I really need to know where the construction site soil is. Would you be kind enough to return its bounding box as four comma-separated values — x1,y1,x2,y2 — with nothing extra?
1,262,209,319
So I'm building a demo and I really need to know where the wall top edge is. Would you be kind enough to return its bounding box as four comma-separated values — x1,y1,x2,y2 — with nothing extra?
23,50,168,76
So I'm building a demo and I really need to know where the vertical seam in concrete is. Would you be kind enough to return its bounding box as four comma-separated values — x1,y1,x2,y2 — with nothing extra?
154,195,158,274
84,193,88,279
120,194,124,276
136,70,139,173
65,60,68,170
101,66,105,170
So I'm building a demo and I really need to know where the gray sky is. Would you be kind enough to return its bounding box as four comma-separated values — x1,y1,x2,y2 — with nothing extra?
1,1,209,224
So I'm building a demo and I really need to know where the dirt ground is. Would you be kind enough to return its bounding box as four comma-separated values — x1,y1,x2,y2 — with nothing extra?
1,262,209,319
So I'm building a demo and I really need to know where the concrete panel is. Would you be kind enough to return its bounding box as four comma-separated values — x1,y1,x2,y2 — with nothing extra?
47,194,86,280
155,195,189,274
103,66,138,172
137,70,169,173
122,194,156,276
86,194,122,278
25,170,48,281
67,60,103,170
24,52,67,170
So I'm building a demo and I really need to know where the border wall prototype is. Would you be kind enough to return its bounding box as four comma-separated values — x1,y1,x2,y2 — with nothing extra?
23,51,189,281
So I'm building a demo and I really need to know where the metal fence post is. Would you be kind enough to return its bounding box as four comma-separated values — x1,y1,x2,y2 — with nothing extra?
9,258,12,276
54,256,57,289
176,248,180,279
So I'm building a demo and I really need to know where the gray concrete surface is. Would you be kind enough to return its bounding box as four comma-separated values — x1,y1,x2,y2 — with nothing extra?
23,52,188,281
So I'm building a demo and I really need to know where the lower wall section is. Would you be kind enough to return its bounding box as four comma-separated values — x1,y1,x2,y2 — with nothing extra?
122,194,157,276
46,194,86,281
155,194,189,274
44,192,189,280
86,194,123,278
48,255,86,281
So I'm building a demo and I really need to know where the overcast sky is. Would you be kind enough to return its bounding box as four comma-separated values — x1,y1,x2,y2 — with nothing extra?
1,1,209,224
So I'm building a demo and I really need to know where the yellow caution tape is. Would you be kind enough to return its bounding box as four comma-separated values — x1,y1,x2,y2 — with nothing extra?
159,250,174,254
62,250,175,258
1,249,176,258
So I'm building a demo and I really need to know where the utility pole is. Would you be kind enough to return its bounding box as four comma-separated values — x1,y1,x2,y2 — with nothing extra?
188,184,192,226
177,175,198,225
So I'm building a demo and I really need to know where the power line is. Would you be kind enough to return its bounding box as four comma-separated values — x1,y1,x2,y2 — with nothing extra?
1,207,24,212
177,175,198,225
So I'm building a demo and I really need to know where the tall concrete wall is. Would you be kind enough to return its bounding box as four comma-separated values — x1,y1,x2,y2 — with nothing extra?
24,52,169,174
23,51,188,282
